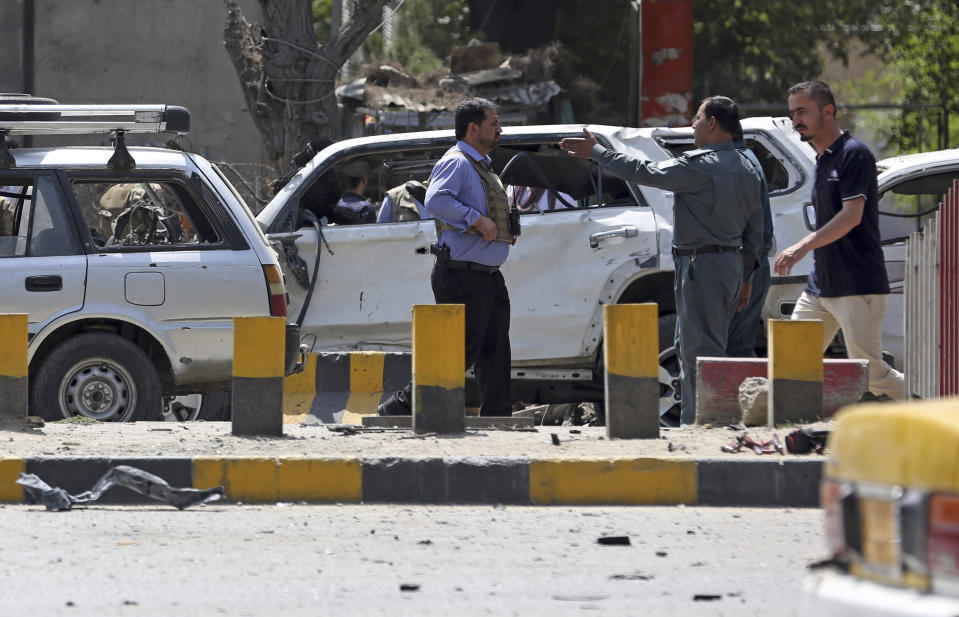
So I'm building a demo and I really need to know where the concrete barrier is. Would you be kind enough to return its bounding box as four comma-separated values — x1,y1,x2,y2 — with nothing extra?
282,352,411,424
0,455,824,507
696,357,869,425
232,316,285,436
412,304,465,434
603,303,659,439
0,314,28,423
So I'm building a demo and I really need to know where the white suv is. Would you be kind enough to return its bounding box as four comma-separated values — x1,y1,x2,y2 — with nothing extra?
0,97,294,422
256,119,818,423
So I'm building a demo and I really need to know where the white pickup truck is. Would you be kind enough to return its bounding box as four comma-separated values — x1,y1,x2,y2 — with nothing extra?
257,119,941,421
255,118,832,423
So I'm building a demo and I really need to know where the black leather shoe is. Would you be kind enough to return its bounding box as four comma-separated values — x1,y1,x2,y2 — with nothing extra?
377,397,411,416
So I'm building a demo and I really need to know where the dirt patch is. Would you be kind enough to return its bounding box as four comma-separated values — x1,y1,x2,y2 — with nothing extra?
0,419,834,460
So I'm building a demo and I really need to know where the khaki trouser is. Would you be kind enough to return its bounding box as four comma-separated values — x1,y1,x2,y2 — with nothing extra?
792,291,905,400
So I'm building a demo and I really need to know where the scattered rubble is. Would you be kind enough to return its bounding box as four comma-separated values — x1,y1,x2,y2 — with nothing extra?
738,377,769,426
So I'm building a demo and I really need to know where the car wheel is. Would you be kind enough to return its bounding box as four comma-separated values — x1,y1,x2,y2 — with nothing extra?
161,392,232,422
31,333,161,422
162,394,203,422
658,345,682,427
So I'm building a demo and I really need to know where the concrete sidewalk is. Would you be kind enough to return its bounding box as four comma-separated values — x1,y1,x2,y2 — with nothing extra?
0,421,826,508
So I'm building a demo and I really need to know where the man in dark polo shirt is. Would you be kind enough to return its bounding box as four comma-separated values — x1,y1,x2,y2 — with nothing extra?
774,81,904,400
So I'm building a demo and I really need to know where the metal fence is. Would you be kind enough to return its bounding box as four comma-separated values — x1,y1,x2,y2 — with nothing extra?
905,179,959,397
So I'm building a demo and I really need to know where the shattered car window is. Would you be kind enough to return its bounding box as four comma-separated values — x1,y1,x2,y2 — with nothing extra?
0,176,81,257
71,180,218,249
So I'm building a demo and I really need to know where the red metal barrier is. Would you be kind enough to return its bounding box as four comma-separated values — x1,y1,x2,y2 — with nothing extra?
942,180,959,396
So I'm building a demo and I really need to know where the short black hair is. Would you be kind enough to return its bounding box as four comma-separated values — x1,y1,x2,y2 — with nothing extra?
701,96,741,137
787,81,837,112
454,98,497,141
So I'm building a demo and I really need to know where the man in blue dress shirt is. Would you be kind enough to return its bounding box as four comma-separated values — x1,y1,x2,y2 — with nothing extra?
378,97,518,417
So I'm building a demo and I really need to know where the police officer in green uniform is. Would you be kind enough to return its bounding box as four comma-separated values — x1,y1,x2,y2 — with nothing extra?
560,96,763,424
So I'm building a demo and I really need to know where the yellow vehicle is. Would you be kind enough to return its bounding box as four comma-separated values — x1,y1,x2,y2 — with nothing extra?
806,399,959,616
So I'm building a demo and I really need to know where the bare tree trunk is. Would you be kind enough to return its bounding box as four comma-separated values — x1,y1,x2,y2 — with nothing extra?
223,0,387,173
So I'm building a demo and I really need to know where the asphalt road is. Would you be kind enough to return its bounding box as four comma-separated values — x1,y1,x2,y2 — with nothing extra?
1,504,824,616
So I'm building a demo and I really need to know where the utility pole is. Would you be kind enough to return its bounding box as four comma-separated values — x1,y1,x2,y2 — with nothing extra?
22,0,34,147
628,1,641,127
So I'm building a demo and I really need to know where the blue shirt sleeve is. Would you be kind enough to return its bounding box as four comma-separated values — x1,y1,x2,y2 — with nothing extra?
376,194,393,223
424,156,482,230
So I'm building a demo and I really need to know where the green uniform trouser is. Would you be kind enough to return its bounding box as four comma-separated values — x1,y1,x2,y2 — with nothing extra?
674,251,743,424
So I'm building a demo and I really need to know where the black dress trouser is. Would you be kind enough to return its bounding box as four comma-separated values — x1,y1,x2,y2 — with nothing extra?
378,263,512,417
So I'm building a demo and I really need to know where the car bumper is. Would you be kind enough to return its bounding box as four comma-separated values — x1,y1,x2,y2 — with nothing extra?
805,570,959,617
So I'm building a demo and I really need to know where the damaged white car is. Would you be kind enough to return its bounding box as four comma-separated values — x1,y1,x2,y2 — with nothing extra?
257,119,822,424
0,97,298,422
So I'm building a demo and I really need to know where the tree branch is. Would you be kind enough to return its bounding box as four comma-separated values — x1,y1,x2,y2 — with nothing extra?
323,0,390,67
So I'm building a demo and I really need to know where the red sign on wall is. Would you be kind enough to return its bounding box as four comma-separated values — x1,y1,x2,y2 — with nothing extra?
641,0,694,127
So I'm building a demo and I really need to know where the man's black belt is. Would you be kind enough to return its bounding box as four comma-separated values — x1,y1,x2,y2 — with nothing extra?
441,259,500,274
671,245,741,257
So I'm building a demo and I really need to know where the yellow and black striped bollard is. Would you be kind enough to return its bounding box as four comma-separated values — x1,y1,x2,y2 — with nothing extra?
232,316,285,436
604,303,659,438
412,304,465,434
0,314,28,423
768,319,823,425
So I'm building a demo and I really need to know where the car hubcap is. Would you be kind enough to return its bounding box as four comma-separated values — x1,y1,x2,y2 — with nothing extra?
658,347,681,427
60,359,137,421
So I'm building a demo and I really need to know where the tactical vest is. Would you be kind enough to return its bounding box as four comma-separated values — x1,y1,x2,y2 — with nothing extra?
435,152,514,243
385,183,424,222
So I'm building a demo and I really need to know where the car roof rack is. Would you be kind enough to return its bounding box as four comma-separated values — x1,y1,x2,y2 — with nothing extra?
0,104,190,171
0,104,190,135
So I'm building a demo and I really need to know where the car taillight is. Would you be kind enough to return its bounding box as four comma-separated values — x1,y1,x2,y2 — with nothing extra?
900,489,929,580
857,483,902,581
262,264,287,317
928,493,959,595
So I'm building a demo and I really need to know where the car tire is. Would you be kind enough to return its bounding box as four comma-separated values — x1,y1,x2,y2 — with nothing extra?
31,333,162,422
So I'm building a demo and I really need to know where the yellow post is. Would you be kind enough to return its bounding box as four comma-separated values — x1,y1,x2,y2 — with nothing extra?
0,314,28,422
768,319,824,425
232,316,285,435
604,303,659,438
412,304,465,434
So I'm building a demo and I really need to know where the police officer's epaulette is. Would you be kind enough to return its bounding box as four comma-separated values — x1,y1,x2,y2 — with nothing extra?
682,147,712,159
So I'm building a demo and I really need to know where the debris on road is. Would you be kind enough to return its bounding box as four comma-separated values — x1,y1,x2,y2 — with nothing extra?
17,465,224,511
784,427,830,454
550,433,561,446
721,433,787,455
596,535,631,546
399,583,420,592
693,594,722,601
609,572,653,580
738,376,769,426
